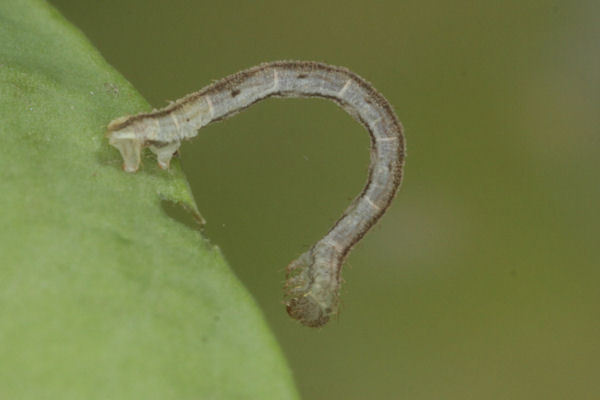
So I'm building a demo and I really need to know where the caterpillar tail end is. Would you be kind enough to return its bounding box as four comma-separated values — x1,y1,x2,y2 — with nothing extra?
106,117,143,173
107,136,142,173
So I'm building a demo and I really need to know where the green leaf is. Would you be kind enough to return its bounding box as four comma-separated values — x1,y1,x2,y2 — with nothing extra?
0,1,298,398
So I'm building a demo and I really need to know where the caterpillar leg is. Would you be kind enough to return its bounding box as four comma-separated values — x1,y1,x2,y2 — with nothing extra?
149,141,181,169
107,137,143,172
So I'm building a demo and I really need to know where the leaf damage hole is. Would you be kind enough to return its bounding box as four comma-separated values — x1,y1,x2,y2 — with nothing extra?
161,199,205,231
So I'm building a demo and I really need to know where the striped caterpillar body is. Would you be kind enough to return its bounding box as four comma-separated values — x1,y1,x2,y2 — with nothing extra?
106,61,405,327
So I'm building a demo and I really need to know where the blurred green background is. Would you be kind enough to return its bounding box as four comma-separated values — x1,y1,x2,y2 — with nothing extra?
50,0,599,398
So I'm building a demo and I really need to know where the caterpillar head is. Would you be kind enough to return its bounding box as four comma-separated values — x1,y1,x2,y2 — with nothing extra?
284,250,341,327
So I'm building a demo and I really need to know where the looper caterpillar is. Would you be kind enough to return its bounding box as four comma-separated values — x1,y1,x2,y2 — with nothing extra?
106,61,405,327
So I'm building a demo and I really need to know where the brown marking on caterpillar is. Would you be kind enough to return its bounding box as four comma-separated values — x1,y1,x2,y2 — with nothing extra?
106,61,406,327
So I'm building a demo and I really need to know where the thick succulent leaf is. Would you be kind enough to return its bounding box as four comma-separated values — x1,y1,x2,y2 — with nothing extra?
0,1,298,398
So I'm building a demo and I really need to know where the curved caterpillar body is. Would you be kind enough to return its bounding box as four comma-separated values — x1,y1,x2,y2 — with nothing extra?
106,61,405,327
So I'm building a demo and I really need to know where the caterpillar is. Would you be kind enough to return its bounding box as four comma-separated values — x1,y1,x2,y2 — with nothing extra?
107,61,405,327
